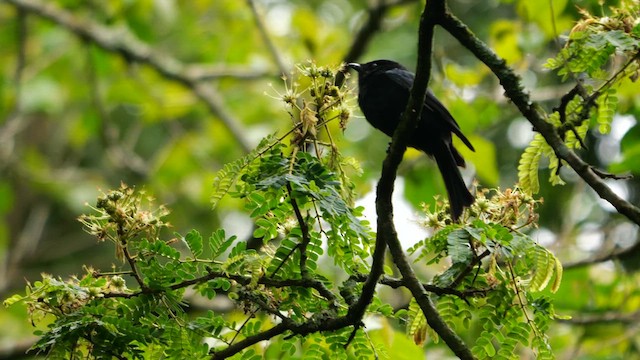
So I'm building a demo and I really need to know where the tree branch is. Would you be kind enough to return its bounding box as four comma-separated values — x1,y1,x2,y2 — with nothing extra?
210,321,291,359
172,270,338,304
563,240,640,270
286,183,311,279
336,0,419,86
439,10,640,226
341,0,423,329
211,310,369,359
104,269,339,305
5,0,253,153
119,227,148,292
247,0,288,77
366,0,474,358
350,273,490,299
557,310,640,325
449,249,491,288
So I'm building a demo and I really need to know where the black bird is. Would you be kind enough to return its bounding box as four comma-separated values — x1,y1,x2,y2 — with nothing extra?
348,60,475,221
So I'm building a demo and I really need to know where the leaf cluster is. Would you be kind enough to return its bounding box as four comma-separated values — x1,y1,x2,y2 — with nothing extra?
5,63,563,359
5,63,376,359
406,187,562,358
519,2,639,193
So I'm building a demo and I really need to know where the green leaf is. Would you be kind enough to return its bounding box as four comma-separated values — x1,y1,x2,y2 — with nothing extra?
183,230,203,258
447,229,473,263
211,134,277,209
406,298,429,345
589,30,639,52
3,294,25,307
596,88,618,134
551,255,563,293
146,239,181,259
518,132,567,192
529,246,561,293
518,133,544,194
209,229,236,259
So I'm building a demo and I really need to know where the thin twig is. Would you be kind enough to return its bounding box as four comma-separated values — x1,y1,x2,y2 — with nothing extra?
553,84,589,150
563,240,640,270
286,183,311,278
507,261,540,338
269,242,300,278
247,0,288,77
168,269,338,303
449,249,491,288
228,311,259,348
121,241,146,291
557,310,640,325
116,222,147,291
590,167,633,180
336,0,419,86
349,273,490,299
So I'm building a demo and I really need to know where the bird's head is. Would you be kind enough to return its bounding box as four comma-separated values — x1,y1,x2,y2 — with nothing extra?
347,60,406,78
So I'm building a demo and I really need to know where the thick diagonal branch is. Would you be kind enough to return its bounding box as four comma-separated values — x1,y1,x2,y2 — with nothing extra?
440,11,640,226
365,0,474,358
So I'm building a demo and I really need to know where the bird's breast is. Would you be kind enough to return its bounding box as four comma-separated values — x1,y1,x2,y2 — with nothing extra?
358,76,409,137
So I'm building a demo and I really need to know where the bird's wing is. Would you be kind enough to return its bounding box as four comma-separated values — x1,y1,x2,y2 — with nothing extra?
424,92,475,151
384,68,415,89
385,68,475,152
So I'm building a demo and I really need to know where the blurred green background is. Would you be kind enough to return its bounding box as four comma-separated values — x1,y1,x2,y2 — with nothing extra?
1,0,639,358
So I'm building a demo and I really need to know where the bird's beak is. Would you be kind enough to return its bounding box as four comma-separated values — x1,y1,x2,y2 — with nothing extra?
347,63,361,72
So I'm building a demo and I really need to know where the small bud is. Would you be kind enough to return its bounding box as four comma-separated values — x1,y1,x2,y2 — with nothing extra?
320,68,333,78
475,198,491,212
307,66,319,78
110,275,126,290
96,197,108,208
108,191,123,201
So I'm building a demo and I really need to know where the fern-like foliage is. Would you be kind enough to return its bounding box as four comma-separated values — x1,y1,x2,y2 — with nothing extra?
407,187,562,358
596,88,618,134
211,133,278,209
406,297,430,346
5,62,371,358
237,144,372,276
517,133,546,194
6,60,566,359
544,14,640,83
521,5,639,194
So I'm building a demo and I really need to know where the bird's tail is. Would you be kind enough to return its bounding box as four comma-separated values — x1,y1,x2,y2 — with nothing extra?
433,142,475,221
